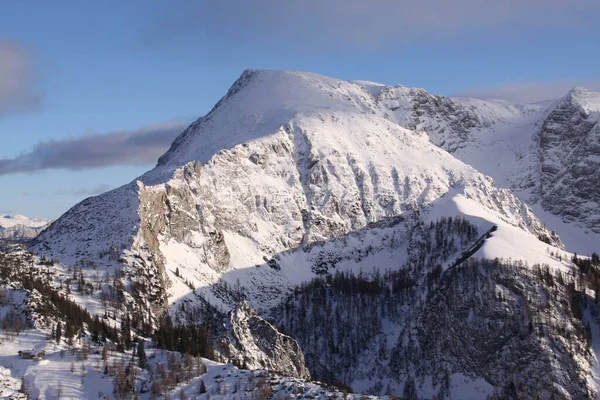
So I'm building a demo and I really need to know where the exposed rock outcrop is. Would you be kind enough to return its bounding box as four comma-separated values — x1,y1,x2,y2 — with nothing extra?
222,301,310,380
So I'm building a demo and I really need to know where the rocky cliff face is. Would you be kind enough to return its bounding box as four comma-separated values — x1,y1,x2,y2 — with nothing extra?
378,86,487,152
374,83,600,238
536,87,600,232
221,301,310,380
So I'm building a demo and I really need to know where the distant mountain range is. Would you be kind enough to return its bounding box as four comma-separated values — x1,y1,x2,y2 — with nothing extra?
0,214,50,240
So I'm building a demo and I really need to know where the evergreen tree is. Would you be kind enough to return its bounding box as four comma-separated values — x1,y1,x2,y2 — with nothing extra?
121,314,132,350
55,321,62,343
137,341,147,369
19,376,26,395
91,315,100,342
403,378,417,400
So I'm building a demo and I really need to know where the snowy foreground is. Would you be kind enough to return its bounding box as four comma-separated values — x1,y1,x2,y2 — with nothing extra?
0,329,388,400
0,328,571,399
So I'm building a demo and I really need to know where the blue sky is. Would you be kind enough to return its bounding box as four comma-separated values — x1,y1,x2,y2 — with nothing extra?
1,0,599,219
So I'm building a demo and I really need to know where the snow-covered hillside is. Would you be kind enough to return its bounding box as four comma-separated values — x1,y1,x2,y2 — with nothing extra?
25,69,600,398
0,278,381,400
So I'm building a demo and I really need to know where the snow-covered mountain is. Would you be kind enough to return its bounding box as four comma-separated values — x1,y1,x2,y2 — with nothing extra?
26,70,600,398
0,215,50,240
33,69,561,311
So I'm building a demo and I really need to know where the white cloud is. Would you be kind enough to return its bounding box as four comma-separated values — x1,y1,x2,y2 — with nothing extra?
458,79,600,103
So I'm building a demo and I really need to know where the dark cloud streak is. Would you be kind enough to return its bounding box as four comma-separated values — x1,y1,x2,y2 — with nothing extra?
0,121,190,176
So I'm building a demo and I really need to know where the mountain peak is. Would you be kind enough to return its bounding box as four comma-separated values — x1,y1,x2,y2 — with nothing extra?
152,69,381,178
568,85,596,94
561,86,600,113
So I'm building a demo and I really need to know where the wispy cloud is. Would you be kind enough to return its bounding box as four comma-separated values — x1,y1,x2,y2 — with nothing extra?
55,184,114,197
20,184,113,199
0,121,190,176
143,0,598,49
458,79,600,103
0,40,41,116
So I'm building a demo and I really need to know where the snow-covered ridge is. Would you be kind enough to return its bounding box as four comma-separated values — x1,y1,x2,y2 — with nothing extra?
143,69,600,245
153,69,381,180
156,69,541,173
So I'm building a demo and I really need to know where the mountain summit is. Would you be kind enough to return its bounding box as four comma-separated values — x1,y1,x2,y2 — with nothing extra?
155,69,386,177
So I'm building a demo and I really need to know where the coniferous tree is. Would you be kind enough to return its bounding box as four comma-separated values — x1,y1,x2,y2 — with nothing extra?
403,378,417,400
102,345,108,361
121,314,132,350
56,321,62,343
91,315,100,342
137,341,147,369
56,381,63,398
19,376,26,396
